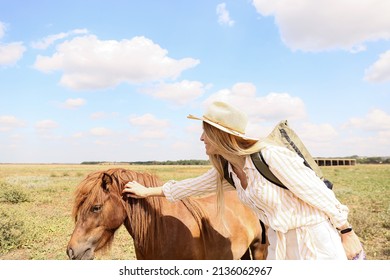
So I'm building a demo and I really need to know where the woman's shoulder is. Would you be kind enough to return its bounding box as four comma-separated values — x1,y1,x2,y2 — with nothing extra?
259,140,298,158
258,140,287,152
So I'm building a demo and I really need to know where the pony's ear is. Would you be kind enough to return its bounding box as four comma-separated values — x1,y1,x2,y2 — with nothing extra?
101,173,112,192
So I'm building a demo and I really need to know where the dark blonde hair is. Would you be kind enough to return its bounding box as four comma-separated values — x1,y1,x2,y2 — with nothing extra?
202,122,262,218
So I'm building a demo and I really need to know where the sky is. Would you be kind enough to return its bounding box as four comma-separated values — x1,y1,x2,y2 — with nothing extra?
0,0,389,163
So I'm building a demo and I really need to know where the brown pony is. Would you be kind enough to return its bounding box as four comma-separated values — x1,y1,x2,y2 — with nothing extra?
66,168,267,260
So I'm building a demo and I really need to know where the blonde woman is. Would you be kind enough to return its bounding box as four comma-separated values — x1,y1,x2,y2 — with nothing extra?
123,101,363,260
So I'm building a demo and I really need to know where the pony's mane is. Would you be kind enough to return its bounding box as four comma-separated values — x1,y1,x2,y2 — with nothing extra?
72,168,208,256
72,168,163,220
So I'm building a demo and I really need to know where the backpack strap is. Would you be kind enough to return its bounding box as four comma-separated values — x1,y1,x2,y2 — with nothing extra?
252,150,333,190
279,128,312,170
222,158,235,187
250,152,288,190
222,158,266,245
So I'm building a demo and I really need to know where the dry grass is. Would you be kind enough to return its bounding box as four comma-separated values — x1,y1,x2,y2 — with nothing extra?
0,164,388,260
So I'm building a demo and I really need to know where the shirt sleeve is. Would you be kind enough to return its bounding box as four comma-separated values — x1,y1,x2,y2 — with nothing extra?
262,145,349,228
162,167,234,202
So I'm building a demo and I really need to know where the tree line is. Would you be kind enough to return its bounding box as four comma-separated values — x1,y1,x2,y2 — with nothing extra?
81,159,210,165
81,156,390,165
355,157,390,164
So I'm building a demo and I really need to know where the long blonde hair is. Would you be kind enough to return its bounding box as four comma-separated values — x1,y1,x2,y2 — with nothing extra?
202,122,262,218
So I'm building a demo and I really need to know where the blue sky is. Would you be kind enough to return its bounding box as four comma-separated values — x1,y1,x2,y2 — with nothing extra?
0,0,389,163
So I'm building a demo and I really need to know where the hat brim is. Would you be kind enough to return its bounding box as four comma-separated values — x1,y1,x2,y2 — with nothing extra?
187,114,259,141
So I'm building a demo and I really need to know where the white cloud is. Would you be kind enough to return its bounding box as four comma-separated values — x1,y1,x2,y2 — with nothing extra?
252,0,390,52
0,21,5,39
31,28,88,49
142,80,207,105
89,111,118,120
217,3,235,26
345,109,390,131
35,120,58,130
129,113,169,141
0,115,25,131
339,134,390,157
364,50,390,83
205,82,307,122
90,127,112,136
297,122,338,143
62,98,86,109
72,132,85,139
0,42,26,65
129,113,169,127
203,83,307,139
33,35,200,90
90,112,106,120
257,109,390,158
138,130,166,139
0,21,26,66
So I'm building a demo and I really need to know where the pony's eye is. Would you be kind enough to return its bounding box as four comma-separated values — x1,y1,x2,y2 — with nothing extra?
91,205,102,213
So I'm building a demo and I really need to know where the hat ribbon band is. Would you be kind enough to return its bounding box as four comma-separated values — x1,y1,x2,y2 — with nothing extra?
203,115,245,135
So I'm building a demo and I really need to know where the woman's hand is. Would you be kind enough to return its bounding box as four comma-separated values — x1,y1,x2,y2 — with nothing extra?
122,181,164,199
341,230,364,259
122,181,150,198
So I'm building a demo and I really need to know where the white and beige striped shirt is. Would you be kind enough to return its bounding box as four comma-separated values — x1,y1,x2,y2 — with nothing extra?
162,144,349,259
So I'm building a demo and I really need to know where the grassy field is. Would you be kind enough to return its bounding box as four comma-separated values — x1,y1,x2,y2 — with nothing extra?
0,164,389,260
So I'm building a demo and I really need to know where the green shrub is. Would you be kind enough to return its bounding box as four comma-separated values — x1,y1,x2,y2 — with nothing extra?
0,210,25,254
2,189,29,204
0,182,29,204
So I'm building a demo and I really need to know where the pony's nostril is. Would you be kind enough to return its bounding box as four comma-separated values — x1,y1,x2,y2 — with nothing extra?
67,248,75,260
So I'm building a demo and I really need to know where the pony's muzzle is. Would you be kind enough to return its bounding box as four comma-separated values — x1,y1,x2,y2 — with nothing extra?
66,245,94,260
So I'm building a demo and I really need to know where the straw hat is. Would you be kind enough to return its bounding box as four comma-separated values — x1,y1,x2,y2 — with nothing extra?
187,101,258,141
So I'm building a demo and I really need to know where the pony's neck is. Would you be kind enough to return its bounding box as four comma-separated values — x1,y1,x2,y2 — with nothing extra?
124,196,164,255
111,169,166,255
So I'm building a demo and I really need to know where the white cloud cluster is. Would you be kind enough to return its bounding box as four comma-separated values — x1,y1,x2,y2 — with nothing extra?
0,115,25,131
252,0,390,83
252,0,390,52
35,120,58,131
298,122,338,143
333,109,390,157
129,113,169,140
205,82,307,122
90,127,112,136
202,83,389,156
202,82,307,139
142,80,207,105
364,50,390,83
31,28,88,50
62,98,86,109
0,22,4,38
0,21,26,66
345,109,390,131
299,108,390,157
33,35,200,90
129,113,169,127
217,3,235,26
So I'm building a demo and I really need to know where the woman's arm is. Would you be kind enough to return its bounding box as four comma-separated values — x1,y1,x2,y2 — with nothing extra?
262,145,349,228
122,181,164,198
122,167,234,201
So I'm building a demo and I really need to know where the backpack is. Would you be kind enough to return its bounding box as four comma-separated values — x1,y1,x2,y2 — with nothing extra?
223,120,333,190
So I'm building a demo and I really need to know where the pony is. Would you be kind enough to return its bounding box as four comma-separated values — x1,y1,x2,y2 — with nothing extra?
66,168,267,260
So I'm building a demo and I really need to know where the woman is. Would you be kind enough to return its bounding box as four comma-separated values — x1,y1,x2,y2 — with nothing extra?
123,101,363,260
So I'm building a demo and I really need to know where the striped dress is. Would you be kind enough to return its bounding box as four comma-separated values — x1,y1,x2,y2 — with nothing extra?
162,144,349,259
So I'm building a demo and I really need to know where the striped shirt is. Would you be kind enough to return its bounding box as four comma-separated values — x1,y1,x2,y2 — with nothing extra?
162,144,349,259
